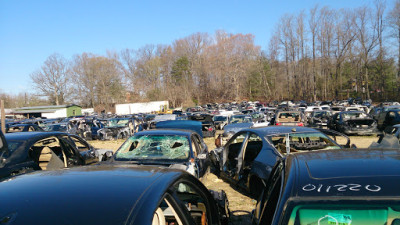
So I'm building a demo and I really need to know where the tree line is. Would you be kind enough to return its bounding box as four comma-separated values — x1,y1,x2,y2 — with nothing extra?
2,0,399,111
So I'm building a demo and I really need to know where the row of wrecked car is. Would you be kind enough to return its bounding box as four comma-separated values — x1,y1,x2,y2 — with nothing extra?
0,121,231,225
2,121,400,224
2,98,400,224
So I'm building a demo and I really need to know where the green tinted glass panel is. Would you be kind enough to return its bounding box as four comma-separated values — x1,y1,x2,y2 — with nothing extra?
288,204,400,225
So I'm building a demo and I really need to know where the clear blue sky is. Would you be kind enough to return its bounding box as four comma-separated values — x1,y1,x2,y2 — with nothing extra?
0,0,387,95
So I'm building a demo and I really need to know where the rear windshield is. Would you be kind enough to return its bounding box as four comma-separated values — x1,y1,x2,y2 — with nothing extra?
214,116,227,121
230,116,252,124
287,204,400,225
266,132,340,152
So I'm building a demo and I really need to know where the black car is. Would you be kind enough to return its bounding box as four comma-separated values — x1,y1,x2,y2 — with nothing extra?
210,126,343,198
0,165,229,225
328,111,377,135
189,114,216,138
252,149,400,225
108,129,210,178
0,131,112,179
377,108,400,132
97,117,135,140
307,110,332,129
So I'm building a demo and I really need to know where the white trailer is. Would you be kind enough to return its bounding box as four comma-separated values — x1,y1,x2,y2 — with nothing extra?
115,101,169,115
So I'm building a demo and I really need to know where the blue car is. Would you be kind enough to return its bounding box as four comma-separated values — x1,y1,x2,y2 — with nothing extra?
210,126,344,198
0,165,229,224
253,149,400,225
107,129,210,178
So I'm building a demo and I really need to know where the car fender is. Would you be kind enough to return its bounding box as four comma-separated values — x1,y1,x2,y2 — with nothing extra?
249,160,273,182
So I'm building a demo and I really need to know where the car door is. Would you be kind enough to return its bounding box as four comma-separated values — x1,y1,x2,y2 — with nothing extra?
221,131,249,181
0,131,33,178
57,136,85,166
378,111,387,129
236,132,263,181
191,133,209,177
67,135,98,164
0,130,8,160
254,161,284,225
169,177,228,225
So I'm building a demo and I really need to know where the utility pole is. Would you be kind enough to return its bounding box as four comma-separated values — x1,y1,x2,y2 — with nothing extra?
1,100,5,134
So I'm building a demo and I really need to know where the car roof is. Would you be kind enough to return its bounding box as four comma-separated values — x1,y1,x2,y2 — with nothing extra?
9,123,35,127
288,149,400,198
240,126,319,136
135,129,195,137
4,131,66,142
0,165,185,224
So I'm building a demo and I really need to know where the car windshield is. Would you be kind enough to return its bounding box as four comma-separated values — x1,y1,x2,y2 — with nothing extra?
214,116,227,122
106,119,130,127
266,131,340,152
115,135,190,161
230,116,252,124
286,203,400,225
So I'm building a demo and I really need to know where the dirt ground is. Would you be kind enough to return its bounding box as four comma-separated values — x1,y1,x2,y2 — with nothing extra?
88,134,380,224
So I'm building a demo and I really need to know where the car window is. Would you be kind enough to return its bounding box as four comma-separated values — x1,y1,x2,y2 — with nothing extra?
28,136,70,167
58,137,78,158
70,136,90,152
224,132,247,173
154,195,184,225
243,133,263,162
173,181,211,225
8,126,24,133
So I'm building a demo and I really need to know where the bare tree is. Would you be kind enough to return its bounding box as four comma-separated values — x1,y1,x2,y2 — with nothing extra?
387,0,400,77
354,6,379,99
30,53,69,105
309,5,319,101
333,9,356,99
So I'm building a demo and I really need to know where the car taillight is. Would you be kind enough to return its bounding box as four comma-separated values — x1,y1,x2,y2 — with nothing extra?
297,123,304,126
276,123,282,126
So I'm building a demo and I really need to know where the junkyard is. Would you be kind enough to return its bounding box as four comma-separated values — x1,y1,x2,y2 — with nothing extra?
86,134,380,224
2,0,400,224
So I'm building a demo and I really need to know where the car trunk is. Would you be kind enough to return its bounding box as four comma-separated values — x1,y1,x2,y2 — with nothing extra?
346,119,375,128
